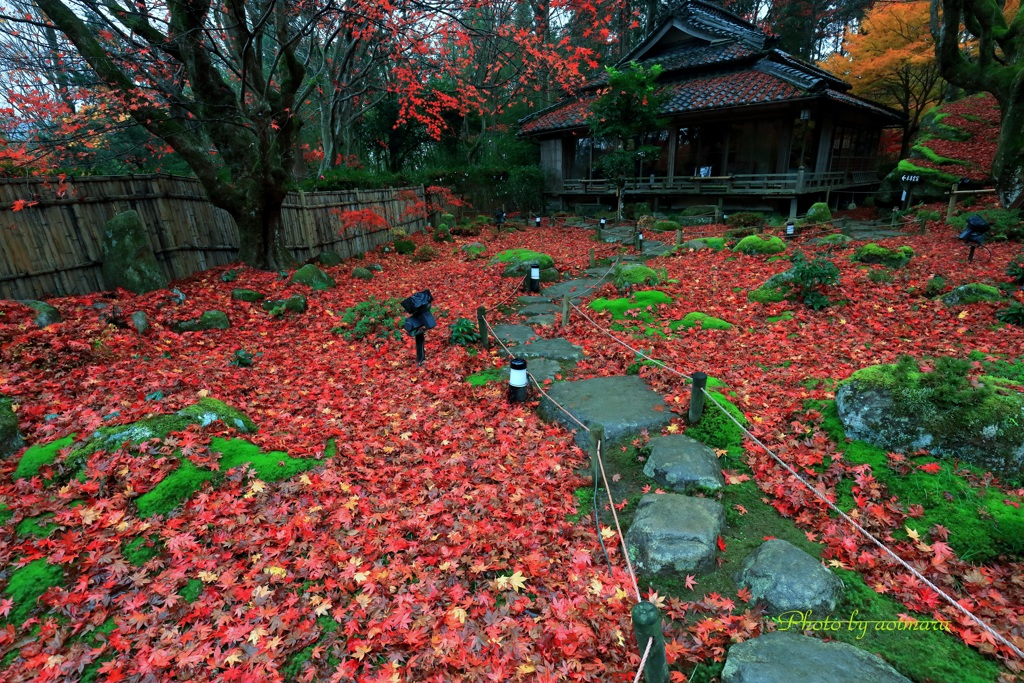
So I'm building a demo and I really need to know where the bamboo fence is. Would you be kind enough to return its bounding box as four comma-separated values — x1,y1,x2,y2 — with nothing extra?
0,174,428,300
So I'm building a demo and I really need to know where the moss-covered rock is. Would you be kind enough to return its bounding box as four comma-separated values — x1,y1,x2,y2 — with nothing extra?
835,357,1024,478
670,312,733,331
367,264,383,272
491,249,555,277
316,251,345,267
395,239,416,255
877,159,960,205
14,434,75,480
682,237,726,251
291,264,334,290
352,267,374,280
539,268,560,283
171,310,230,332
590,290,672,320
130,311,150,334
461,242,487,259
231,288,265,303
652,219,681,232
0,395,23,460
100,210,168,294
815,233,852,246
805,202,832,224
613,263,661,289
262,295,308,315
852,243,914,268
941,283,1003,306
733,235,786,255
17,300,62,328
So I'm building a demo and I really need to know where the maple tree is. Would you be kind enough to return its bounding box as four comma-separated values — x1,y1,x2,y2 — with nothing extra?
822,0,944,158
932,0,1024,206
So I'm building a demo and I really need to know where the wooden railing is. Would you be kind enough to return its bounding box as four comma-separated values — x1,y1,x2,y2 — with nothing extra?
560,170,874,195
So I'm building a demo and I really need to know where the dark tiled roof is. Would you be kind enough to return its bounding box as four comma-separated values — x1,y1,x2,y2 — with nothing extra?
520,70,802,135
582,42,759,90
824,90,903,122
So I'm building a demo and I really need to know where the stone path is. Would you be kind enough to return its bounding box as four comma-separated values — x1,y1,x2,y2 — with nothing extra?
478,238,899,680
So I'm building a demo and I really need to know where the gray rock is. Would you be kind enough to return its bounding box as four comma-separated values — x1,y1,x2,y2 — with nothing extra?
625,493,724,577
584,267,616,279
517,296,552,304
498,358,565,384
815,233,853,246
537,375,670,451
526,314,559,327
316,251,345,267
941,283,1002,306
18,300,62,327
735,540,843,616
541,278,606,300
291,264,334,290
640,241,673,257
101,210,168,294
490,324,538,346
172,310,230,332
130,311,150,334
0,395,23,459
722,632,912,683
499,337,584,362
519,303,561,317
643,435,724,493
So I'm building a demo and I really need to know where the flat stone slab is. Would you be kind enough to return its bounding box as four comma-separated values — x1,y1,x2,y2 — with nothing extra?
517,296,552,304
537,375,671,451
499,337,584,362
526,314,559,327
641,241,674,257
643,435,724,493
625,493,724,577
518,303,561,316
490,324,539,345
722,632,912,683
735,539,844,616
584,267,616,279
499,358,565,384
541,278,606,300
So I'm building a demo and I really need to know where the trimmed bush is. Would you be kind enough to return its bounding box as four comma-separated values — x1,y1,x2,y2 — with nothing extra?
395,239,416,255
333,297,404,341
852,243,914,268
734,235,786,255
412,245,439,262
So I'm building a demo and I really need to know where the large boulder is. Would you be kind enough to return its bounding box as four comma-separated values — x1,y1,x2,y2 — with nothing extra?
835,360,1024,477
100,210,168,293
491,249,555,277
291,264,334,290
722,632,912,683
941,283,1002,306
1,395,23,459
625,493,724,578
735,540,843,616
642,435,724,493
18,300,62,328
172,310,231,333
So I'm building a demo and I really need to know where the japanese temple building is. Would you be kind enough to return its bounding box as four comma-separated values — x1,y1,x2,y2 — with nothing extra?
518,0,903,216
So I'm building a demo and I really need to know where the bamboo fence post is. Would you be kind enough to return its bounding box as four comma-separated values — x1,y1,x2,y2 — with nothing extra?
561,295,570,328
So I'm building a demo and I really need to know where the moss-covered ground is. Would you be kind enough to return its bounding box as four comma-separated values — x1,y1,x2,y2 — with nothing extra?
13,434,75,480
4,559,65,626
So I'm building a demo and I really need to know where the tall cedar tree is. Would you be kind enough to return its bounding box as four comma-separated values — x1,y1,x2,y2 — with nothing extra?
932,0,1024,206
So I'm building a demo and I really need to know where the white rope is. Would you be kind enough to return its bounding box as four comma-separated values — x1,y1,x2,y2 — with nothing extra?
631,637,654,683
595,438,641,602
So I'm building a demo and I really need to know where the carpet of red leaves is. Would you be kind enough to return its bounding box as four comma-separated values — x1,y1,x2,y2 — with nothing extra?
1,216,1023,681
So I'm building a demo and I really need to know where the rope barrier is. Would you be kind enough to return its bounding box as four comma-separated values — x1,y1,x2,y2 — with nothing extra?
632,637,654,683
595,437,642,602
484,275,528,313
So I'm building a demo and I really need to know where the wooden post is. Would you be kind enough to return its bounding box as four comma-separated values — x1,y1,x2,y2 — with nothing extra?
689,372,707,424
589,248,595,268
631,602,669,683
477,306,489,351
561,295,570,328
590,424,605,484
675,228,682,247
918,216,927,234
946,183,958,223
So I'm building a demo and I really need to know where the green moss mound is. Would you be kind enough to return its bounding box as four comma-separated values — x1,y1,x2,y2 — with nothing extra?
590,290,672,320
613,263,661,289
16,514,57,538
733,235,786,255
395,239,416,255
492,249,555,276
686,390,746,451
15,435,75,480
941,283,1002,306
172,310,230,332
652,220,681,232
683,237,726,251
670,312,733,331
231,288,265,302
179,578,204,603
122,536,162,566
815,233,852,246
748,286,787,304
467,368,503,386
5,559,64,626
767,310,795,323
212,437,319,481
852,243,914,268
135,460,217,517
291,264,335,290
262,295,308,315
351,267,374,280
805,202,832,224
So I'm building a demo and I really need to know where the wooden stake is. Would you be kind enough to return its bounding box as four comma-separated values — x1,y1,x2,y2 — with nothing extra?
561,295,570,328
477,306,489,351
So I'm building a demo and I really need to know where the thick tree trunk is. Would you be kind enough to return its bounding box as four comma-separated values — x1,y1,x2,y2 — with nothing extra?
993,97,1024,207
233,195,297,271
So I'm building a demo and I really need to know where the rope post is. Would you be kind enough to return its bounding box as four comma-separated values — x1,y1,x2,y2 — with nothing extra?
688,372,707,424
589,248,595,268
675,228,682,247
589,423,605,483
561,295,570,328
946,183,958,222
631,602,669,683
918,216,927,234
477,306,489,351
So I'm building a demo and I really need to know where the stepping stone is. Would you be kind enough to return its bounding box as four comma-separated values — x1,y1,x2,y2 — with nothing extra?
642,435,725,493
490,324,538,346
500,338,584,363
722,632,912,683
542,278,606,300
537,375,671,451
625,493,724,577
641,241,673,257
519,303,561,316
517,296,552,304
526,314,558,327
584,267,616,279
735,539,844,616
498,358,565,384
